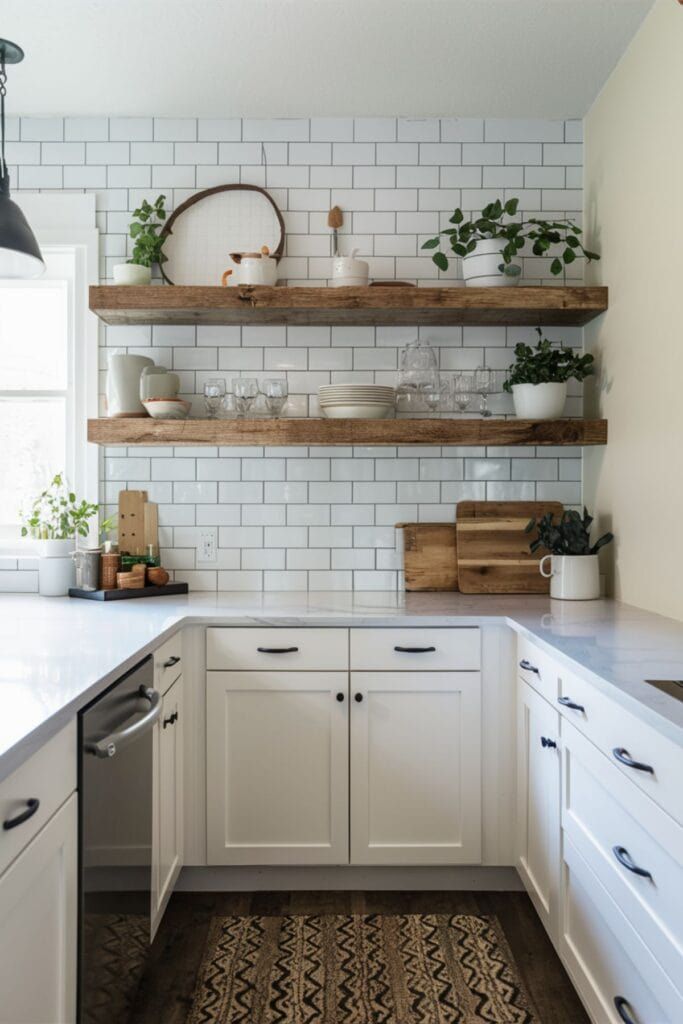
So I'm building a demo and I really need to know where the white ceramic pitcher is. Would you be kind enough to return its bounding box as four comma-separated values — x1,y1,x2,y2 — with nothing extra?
540,553,600,600
106,353,154,417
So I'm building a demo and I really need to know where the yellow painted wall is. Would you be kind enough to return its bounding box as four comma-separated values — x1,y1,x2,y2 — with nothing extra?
584,0,683,619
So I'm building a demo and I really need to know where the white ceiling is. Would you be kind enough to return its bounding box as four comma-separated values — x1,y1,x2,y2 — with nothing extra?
2,0,654,119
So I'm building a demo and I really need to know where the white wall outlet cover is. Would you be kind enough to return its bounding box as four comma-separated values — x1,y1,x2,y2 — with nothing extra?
198,529,217,565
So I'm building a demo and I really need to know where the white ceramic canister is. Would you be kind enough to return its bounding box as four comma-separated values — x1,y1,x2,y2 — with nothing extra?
511,381,568,419
112,263,152,285
332,249,369,287
140,366,181,401
461,238,520,287
226,251,278,286
106,353,155,417
34,539,76,597
540,553,600,600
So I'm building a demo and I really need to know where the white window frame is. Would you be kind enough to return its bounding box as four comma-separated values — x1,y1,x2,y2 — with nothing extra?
0,196,99,552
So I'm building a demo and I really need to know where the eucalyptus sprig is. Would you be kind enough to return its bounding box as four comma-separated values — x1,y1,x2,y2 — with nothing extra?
526,508,613,557
502,328,594,392
422,197,599,277
128,194,168,268
20,473,99,541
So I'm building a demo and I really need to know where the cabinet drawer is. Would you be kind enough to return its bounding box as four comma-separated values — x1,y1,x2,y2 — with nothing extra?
154,632,183,694
516,634,559,702
558,666,682,825
561,837,682,1024
350,628,479,671
207,628,348,671
0,722,76,877
562,719,683,984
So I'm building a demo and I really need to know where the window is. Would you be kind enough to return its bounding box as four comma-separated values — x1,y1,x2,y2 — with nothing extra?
0,217,98,544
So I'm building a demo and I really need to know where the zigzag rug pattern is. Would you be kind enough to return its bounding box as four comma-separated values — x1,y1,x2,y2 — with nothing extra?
188,913,537,1023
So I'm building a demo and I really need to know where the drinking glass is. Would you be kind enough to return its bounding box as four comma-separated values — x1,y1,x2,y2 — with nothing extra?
473,367,495,418
453,372,474,414
261,378,288,417
232,377,259,418
203,378,226,419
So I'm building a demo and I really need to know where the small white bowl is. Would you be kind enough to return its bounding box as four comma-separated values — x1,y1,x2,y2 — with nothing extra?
142,398,191,420
321,403,393,419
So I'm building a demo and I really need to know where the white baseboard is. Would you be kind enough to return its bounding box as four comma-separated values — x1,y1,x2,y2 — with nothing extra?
177,865,523,892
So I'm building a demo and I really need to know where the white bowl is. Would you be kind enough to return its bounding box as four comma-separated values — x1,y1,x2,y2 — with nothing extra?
142,398,192,420
321,403,393,419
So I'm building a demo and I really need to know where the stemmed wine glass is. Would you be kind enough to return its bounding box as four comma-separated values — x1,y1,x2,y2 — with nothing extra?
261,378,288,417
203,378,226,419
232,377,259,418
473,367,495,418
453,372,474,414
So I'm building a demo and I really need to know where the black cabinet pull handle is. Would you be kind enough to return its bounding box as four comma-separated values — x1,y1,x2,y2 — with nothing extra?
519,659,539,674
336,692,345,702
354,693,363,703
163,711,178,729
614,996,637,1024
612,845,653,880
558,696,585,712
163,655,181,668
613,748,654,774
257,646,299,654
394,646,436,653
541,736,557,749
3,797,40,831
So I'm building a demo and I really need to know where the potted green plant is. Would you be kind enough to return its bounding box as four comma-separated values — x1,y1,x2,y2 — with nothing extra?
526,507,613,600
21,474,99,595
113,195,168,285
421,198,599,287
502,328,594,419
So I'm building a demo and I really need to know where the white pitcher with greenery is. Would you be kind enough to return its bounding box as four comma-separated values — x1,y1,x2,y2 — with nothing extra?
526,508,613,600
503,328,595,419
21,474,99,596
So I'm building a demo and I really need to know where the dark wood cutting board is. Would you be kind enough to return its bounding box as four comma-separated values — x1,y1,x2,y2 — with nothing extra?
398,523,458,592
455,501,562,594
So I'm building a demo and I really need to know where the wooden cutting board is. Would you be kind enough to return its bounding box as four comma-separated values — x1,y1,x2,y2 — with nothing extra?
398,523,458,592
118,490,148,555
143,501,159,554
455,501,562,594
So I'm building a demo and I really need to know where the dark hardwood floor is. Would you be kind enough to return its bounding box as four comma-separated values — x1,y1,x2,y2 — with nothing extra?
130,890,588,1024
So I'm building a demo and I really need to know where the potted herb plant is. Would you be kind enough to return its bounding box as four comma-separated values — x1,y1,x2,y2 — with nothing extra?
502,328,594,419
113,195,168,285
421,198,599,287
527,507,613,600
21,474,99,596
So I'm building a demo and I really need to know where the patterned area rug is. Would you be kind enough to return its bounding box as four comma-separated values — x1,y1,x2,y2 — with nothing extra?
188,913,537,1023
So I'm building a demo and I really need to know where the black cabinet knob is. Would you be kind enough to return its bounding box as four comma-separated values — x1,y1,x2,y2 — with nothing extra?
354,693,363,703
336,692,345,702
540,736,557,749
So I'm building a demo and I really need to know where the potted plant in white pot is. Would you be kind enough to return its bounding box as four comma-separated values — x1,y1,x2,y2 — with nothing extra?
502,328,594,419
527,508,613,600
113,194,168,285
422,197,599,286
21,474,99,596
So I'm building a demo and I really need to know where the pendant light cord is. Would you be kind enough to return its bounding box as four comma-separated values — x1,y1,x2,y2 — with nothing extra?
0,56,6,179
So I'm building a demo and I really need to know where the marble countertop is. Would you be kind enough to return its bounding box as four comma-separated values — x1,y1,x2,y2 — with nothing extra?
2,590,683,781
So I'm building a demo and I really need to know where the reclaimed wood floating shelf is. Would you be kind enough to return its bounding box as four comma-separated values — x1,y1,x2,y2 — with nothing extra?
89,285,608,327
88,417,607,448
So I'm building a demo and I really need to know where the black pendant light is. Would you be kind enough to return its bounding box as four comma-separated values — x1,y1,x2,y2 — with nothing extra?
0,39,44,278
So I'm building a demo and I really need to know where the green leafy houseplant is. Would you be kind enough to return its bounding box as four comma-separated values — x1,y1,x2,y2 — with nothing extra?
20,473,99,540
421,197,599,277
502,328,594,392
526,508,613,556
128,195,168,268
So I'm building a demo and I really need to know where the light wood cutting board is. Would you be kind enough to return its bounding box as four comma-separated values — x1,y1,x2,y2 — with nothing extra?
455,501,562,594
398,523,458,592
118,490,148,555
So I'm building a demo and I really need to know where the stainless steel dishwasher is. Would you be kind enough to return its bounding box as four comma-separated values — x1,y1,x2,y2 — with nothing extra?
78,655,161,1024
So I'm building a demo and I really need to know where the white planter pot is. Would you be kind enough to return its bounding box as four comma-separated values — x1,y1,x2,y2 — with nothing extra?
512,381,568,419
113,263,152,286
540,553,600,601
106,353,155,417
33,539,76,597
462,238,520,288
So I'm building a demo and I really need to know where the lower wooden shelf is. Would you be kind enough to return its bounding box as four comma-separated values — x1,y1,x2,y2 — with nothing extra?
88,417,607,447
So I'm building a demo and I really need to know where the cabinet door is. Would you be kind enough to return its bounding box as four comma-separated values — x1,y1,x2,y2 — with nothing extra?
516,678,560,943
0,794,77,1024
350,672,481,866
152,676,184,938
206,671,349,865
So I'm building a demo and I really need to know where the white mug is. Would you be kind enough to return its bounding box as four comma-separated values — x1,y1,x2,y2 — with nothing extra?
140,367,181,401
540,553,600,601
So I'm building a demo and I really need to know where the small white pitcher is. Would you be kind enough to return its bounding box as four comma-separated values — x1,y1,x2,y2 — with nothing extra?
540,553,600,600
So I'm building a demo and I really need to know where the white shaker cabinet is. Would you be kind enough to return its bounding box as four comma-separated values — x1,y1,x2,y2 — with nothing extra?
350,671,482,865
0,794,77,1024
152,674,184,938
206,670,349,865
516,677,561,944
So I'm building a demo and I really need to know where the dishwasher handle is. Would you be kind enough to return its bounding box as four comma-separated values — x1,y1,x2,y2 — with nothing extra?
85,685,162,759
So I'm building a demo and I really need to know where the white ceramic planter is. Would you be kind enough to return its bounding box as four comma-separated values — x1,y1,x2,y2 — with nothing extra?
512,381,568,419
461,238,520,287
540,553,600,600
113,263,152,286
33,539,76,597
332,251,369,287
106,353,155,417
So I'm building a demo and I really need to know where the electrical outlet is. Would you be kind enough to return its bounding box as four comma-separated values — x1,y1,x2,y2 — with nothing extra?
197,528,217,565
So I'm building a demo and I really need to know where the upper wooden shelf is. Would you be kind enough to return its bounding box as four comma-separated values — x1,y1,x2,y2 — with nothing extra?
88,417,607,448
89,285,608,327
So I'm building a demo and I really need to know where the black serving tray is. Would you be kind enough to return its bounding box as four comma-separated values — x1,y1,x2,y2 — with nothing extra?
69,583,189,601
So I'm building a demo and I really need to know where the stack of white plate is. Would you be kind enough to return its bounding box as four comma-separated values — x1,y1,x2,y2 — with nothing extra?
318,384,396,419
